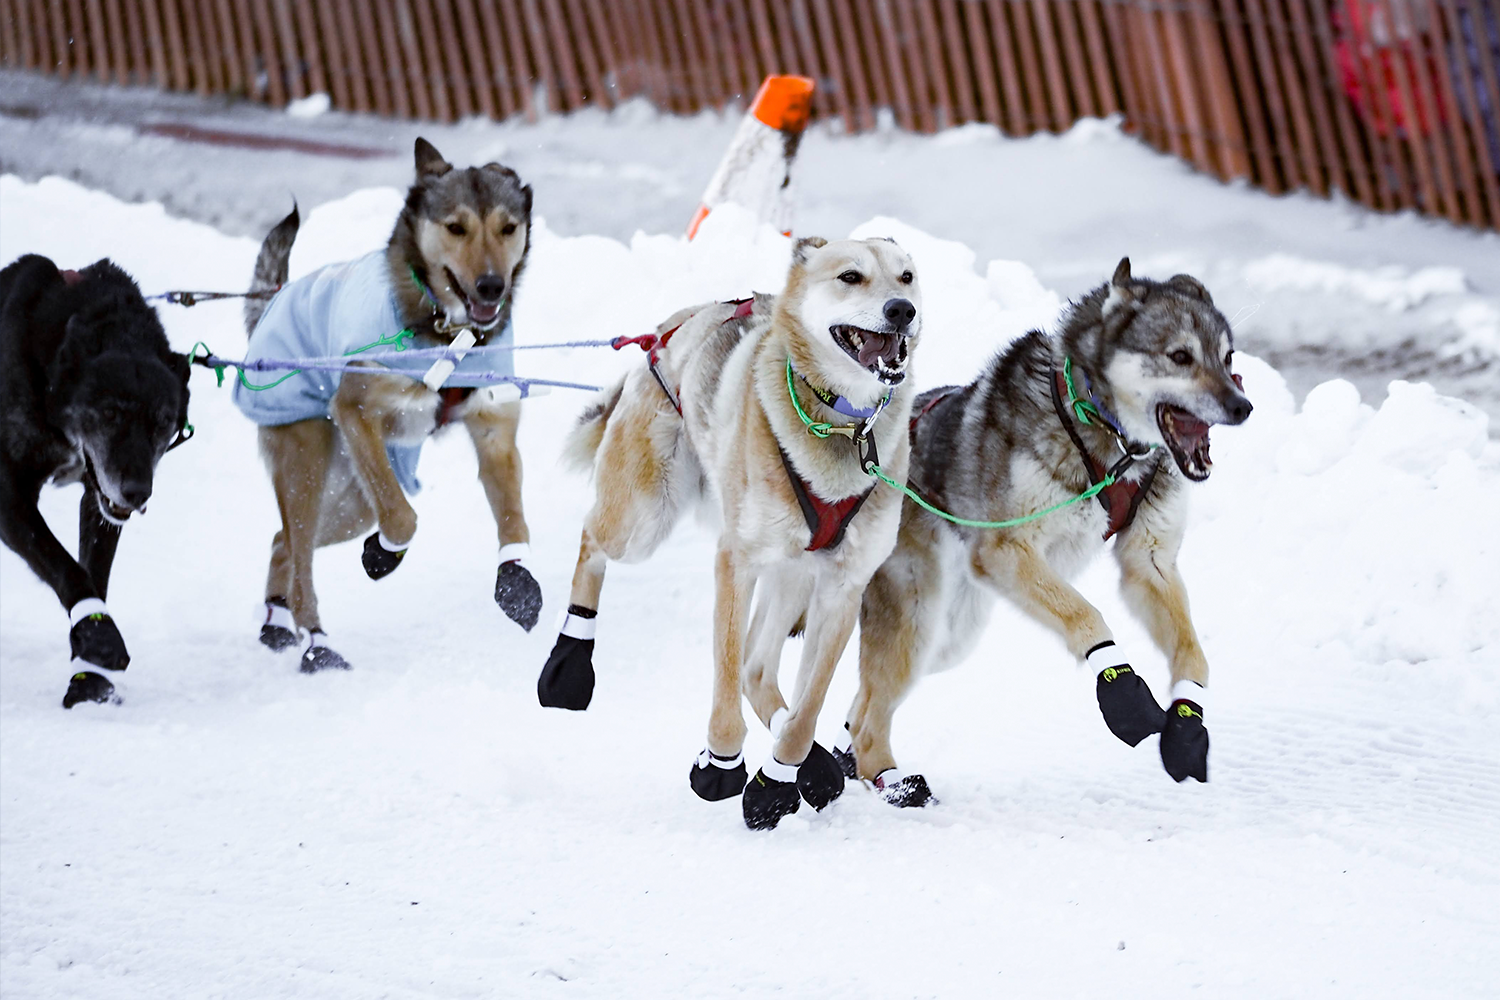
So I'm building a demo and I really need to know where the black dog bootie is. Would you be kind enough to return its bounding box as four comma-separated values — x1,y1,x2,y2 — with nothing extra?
259,597,298,652
62,670,119,709
796,742,846,811
361,531,406,581
689,748,748,801
1161,696,1209,783
69,601,129,671
495,559,543,632
743,764,802,830
538,605,596,710
1089,641,1165,746
300,632,351,673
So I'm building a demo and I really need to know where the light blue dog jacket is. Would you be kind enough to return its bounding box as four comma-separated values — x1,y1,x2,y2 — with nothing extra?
233,250,514,494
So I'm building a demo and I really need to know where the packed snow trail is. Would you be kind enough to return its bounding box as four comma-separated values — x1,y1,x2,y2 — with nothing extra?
1,176,1497,999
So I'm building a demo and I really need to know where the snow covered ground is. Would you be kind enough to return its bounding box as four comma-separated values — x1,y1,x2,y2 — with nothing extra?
3,68,1499,427
3,153,1499,996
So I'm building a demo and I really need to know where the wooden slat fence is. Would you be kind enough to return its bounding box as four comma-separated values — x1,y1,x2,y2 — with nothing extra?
2,0,1497,229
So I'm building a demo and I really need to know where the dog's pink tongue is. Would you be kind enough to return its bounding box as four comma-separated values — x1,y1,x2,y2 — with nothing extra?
472,301,500,324
858,332,900,367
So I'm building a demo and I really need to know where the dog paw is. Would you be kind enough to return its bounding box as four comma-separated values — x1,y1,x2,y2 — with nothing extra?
538,629,594,710
259,598,298,652
300,634,351,674
872,770,935,808
69,611,129,672
796,742,846,811
742,768,802,830
1095,664,1165,747
689,748,748,801
494,561,542,632
61,670,120,709
361,531,406,581
1160,699,1209,782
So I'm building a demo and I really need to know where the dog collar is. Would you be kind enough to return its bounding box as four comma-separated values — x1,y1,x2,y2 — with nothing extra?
1059,356,1154,459
789,361,890,420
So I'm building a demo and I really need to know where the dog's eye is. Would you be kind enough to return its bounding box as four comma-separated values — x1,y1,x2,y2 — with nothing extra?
1224,350,1234,367
1170,349,1194,367
838,270,862,284
900,270,914,284
501,222,517,236
446,222,466,236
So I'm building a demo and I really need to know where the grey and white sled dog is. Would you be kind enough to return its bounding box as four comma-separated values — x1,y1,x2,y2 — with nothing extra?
541,236,923,830
839,259,1251,806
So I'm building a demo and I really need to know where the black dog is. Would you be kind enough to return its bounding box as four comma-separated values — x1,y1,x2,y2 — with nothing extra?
0,255,191,708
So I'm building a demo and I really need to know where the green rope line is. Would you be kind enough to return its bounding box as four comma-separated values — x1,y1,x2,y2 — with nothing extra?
1062,355,1103,427
784,356,1111,531
868,463,1113,529
784,358,841,438
342,327,415,357
225,327,416,391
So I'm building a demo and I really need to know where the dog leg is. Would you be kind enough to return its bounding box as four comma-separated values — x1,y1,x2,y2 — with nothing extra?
977,537,1165,748
0,470,127,705
330,373,420,576
741,565,811,727
1117,532,1209,782
262,421,349,672
538,525,606,710
847,560,934,807
692,566,804,803
743,581,858,829
78,482,122,600
466,402,541,632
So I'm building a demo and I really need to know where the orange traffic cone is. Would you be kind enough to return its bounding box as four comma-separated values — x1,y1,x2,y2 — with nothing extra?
687,75,815,240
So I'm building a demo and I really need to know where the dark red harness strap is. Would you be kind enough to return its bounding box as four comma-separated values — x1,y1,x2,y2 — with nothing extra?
436,386,476,428
778,446,873,551
1050,369,1157,541
910,388,956,434
614,297,757,416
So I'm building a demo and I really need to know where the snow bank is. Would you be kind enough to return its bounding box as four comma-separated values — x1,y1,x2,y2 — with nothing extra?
2,175,1497,999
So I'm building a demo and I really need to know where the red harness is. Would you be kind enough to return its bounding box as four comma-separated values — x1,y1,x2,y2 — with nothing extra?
1049,369,1158,541
613,297,755,415
779,447,874,551
617,297,870,552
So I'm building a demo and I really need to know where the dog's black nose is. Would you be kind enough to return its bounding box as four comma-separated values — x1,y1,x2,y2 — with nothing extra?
474,273,506,303
884,298,916,329
1225,395,1253,425
119,478,152,509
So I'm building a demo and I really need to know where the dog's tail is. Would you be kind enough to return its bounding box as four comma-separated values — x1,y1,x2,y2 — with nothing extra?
562,375,626,473
244,204,299,336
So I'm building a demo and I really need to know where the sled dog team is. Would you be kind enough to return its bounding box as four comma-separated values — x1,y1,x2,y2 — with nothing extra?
0,140,1251,830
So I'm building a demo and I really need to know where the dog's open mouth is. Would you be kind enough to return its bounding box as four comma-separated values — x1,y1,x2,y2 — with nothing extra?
831,325,909,384
1157,403,1213,481
444,268,503,329
97,494,133,523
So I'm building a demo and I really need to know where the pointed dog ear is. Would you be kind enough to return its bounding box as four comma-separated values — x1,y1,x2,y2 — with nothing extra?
1166,273,1213,304
793,236,827,264
1103,257,1138,318
414,137,452,178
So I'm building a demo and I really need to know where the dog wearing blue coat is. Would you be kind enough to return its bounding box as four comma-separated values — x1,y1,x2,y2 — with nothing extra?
237,139,540,672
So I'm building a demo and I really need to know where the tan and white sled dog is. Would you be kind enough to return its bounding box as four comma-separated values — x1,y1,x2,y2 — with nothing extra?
540,236,923,830
839,259,1252,806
